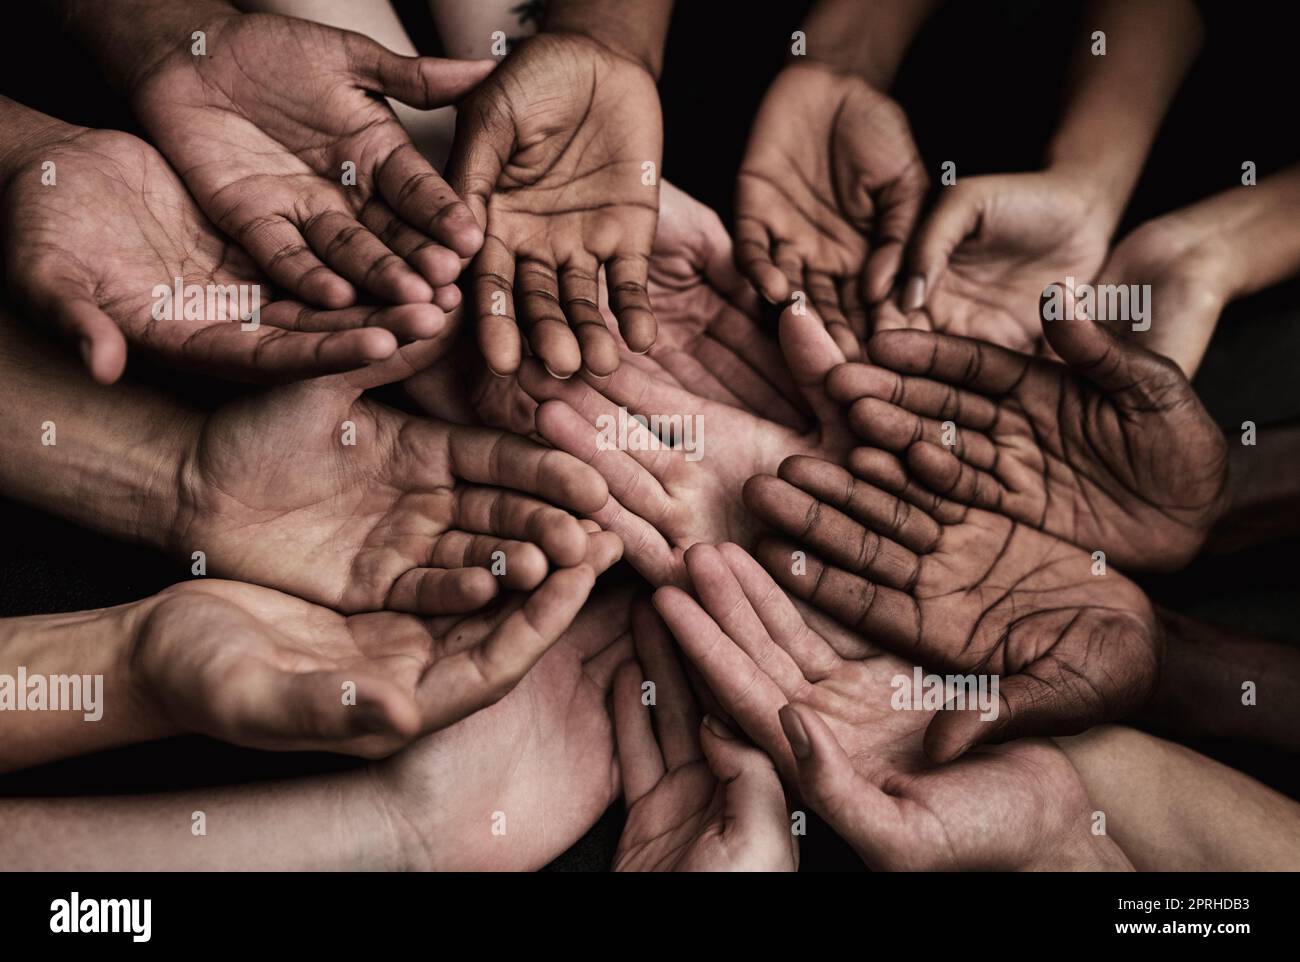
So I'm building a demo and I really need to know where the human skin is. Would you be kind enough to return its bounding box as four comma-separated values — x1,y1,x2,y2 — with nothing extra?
653,542,1133,871
446,0,674,377
54,0,492,310
612,601,795,872
827,312,1228,572
0,528,616,771
0,98,450,384
890,0,1204,352
743,451,1160,760
0,309,609,616
0,588,634,871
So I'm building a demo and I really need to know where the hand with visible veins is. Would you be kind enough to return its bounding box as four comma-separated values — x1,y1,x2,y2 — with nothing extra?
0,102,448,384
613,600,796,872
881,171,1112,353
653,542,1132,871
736,62,927,358
828,310,1228,571
368,585,636,870
447,32,662,378
516,306,853,586
174,366,612,615
744,451,1160,760
120,10,493,313
133,528,616,756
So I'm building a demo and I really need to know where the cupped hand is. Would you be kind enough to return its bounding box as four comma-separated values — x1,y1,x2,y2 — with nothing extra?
132,12,493,310
0,124,452,384
736,62,927,355
885,170,1112,352
743,450,1160,760
366,585,635,870
653,542,1126,871
828,312,1229,571
132,533,617,756
175,369,611,615
448,33,662,377
613,600,795,872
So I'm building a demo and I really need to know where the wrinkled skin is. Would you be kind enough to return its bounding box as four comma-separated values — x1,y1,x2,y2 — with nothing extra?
448,33,662,377
736,63,928,358
829,313,1229,571
654,543,1106,871
744,450,1161,761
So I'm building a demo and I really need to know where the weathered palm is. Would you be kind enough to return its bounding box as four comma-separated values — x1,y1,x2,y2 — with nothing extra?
0,127,445,383
449,33,661,377
736,63,927,354
830,315,1229,571
133,556,613,756
174,374,608,615
745,452,1160,759
368,587,634,871
887,173,1110,353
133,13,490,308
654,542,1106,871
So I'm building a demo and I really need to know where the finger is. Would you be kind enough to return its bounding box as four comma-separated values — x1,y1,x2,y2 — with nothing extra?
43,294,128,385
379,142,484,259
865,160,928,303
778,702,904,867
416,564,596,728
771,240,804,297
902,183,983,310
561,257,618,376
839,274,869,341
445,421,610,514
804,270,860,361
733,213,788,304
845,396,999,469
261,300,445,339
473,235,522,375
582,489,680,587
652,585,793,768
454,486,590,567
433,284,462,311
754,538,922,657
847,447,970,526
302,208,434,304
680,337,806,429
699,715,791,857
826,362,1000,431
907,440,1006,513
1041,291,1176,402
614,659,666,804
742,474,922,590
715,541,841,682
518,257,582,378
233,214,354,308
607,255,656,355
778,303,850,436
632,598,701,768
386,565,498,614
358,195,466,286
866,329,1031,396
427,531,547,590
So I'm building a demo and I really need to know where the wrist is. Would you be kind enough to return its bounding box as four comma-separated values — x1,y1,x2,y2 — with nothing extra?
1041,159,1128,240
543,1,670,78
0,99,83,184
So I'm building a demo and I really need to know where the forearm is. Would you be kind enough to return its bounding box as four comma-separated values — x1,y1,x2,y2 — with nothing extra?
1207,419,1300,552
799,0,942,88
52,0,241,96
0,602,175,772
0,309,199,555
1059,725,1300,870
1139,608,1300,753
0,769,394,870
545,0,673,78
1046,0,1203,234
428,0,540,58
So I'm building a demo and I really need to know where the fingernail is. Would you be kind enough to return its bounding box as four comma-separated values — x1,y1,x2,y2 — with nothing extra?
543,363,574,380
902,276,925,312
702,714,734,739
779,705,811,759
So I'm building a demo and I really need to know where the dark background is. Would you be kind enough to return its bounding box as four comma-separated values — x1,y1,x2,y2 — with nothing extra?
1,1,1296,870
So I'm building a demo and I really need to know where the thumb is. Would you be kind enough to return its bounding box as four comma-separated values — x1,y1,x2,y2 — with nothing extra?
778,303,848,437
353,34,497,109
901,182,984,311
445,92,512,231
778,703,905,869
24,272,128,384
864,161,929,304
699,715,792,857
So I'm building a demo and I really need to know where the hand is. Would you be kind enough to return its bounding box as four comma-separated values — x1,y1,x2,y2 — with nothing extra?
448,33,661,377
887,170,1112,353
744,450,1160,760
654,542,1131,871
1094,215,1234,377
612,601,795,872
736,62,927,355
517,306,852,585
131,12,492,309
0,123,448,384
175,369,610,614
828,313,1229,571
132,535,617,756
366,585,635,870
